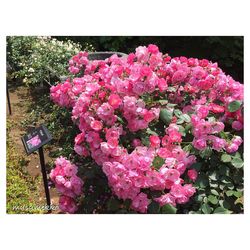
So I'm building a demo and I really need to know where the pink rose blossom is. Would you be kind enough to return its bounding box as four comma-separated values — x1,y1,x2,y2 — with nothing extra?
187,169,198,181
232,121,243,131
149,135,161,148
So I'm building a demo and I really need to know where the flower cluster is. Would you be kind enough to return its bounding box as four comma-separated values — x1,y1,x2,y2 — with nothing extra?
50,157,83,213
50,44,243,213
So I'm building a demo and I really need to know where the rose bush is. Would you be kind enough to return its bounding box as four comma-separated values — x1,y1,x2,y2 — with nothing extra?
49,45,243,214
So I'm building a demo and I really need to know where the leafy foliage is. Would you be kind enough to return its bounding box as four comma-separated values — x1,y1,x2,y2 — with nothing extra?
7,36,94,86
178,150,243,214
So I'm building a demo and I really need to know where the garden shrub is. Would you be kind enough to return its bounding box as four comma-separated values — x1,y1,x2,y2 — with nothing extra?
49,45,243,214
7,36,94,86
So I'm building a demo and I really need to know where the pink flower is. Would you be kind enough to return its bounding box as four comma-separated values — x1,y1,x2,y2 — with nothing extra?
50,157,83,202
196,105,209,119
69,66,80,74
154,193,176,207
193,120,212,137
74,132,85,145
187,169,198,181
132,139,142,147
90,120,103,131
131,192,150,213
232,136,243,146
59,195,78,214
209,103,225,113
208,136,226,151
135,46,149,62
232,121,243,131
148,44,159,54
225,143,239,153
157,147,170,158
149,135,161,148
108,94,122,109
158,78,168,92
192,137,207,150
170,184,185,198
211,122,225,133
183,184,196,197
168,130,182,143
192,66,206,79
164,169,180,182
172,70,187,83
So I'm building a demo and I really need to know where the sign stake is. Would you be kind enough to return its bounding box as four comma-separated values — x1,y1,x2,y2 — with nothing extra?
22,124,53,213
7,83,12,115
38,146,52,213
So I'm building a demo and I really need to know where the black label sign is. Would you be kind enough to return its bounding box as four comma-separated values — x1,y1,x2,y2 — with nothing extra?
21,124,52,155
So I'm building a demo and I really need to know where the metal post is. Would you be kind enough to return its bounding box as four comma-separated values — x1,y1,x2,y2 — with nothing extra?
6,83,12,115
38,147,51,213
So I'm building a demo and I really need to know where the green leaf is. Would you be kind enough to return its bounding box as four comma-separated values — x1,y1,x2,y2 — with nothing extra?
226,190,235,196
167,103,177,108
211,189,219,196
148,201,160,214
200,147,212,159
141,136,150,147
174,109,182,118
116,116,125,124
158,100,168,105
228,100,242,112
221,176,232,184
208,195,218,205
176,118,184,124
190,162,202,171
177,125,186,136
219,200,231,209
209,181,219,188
221,154,232,163
161,204,177,214
231,157,243,169
180,114,191,123
201,203,212,214
213,207,232,214
225,183,234,190
168,87,176,92
209,171,219,181
233,191,243,198
160,109,173,125
183,144,192,153
195,193,205,202
152,156,165,169
195,173,209,188
219,184,225,190
219,165,230,176
146,128,158,136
